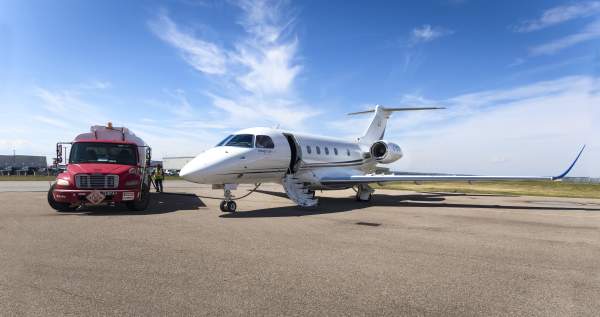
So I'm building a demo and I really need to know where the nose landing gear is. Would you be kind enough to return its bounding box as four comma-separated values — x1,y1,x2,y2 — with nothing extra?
220,188,237,212
215,183,261,213
219,200,237,213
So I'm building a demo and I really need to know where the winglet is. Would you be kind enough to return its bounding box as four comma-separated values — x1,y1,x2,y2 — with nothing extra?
552,145,586,180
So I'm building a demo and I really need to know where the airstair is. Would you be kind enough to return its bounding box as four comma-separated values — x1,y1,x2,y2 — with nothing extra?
283,174,318,207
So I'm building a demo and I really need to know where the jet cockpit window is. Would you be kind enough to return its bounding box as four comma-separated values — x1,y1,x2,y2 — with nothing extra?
256,135,274,149
216,135,233,147
225,134,254,148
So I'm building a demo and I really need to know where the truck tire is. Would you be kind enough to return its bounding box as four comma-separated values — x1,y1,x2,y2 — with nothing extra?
47,184,76,212
126,184,150,211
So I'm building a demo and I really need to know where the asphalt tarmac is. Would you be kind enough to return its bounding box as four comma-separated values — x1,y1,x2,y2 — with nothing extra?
1,181,599,316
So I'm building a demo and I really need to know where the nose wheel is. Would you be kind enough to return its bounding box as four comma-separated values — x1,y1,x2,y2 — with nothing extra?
219,200,237,212
220,188,237,212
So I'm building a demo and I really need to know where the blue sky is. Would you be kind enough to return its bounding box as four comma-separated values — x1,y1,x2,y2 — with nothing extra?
0,0,598,176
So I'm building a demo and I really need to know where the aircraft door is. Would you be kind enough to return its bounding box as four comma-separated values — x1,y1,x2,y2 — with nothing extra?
283,133,301,174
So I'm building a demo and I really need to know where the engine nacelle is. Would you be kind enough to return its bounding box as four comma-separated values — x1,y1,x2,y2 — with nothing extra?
370,140,403,164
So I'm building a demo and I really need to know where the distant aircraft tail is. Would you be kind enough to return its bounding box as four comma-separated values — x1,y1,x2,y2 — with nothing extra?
348,105,444,144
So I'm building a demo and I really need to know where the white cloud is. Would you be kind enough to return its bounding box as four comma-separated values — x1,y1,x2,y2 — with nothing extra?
383,76,599,177
78,80,112,90
33,116,70,129
150,0,318,130
235,0,292,43
410,24,453,44
233,40,301,95
149,12,227,75
514,1,600,32
33,87,109,127
529,19,600,55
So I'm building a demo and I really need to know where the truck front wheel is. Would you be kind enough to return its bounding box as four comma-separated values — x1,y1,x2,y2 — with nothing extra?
47,184,77,212
126,185,150,211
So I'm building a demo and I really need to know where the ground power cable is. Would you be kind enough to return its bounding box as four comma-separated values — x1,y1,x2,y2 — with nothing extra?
160,183,262,201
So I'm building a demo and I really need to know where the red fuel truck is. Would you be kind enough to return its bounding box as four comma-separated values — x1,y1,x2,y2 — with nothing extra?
48,123,152,212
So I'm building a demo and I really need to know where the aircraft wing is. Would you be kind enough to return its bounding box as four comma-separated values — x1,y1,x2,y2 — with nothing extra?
320,146,586,185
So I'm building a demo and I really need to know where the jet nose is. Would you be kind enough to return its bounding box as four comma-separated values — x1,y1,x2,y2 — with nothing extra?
178,163,193,180
179,157,207,183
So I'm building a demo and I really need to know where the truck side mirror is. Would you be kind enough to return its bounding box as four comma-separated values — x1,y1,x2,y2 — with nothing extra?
56,144,63,164
145,147,152,166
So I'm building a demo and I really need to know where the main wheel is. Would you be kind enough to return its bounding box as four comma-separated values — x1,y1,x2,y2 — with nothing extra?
355,187,363,202
355,187,373,202
47,184,76,212
226,201,237,212
126,184,151,211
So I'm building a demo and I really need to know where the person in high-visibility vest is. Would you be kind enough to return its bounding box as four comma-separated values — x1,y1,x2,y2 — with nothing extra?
152,164,165,193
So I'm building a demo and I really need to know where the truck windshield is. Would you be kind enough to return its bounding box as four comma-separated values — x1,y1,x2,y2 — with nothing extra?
69,142,137,165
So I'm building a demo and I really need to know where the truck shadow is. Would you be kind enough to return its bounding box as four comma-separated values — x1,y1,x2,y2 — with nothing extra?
220,190,600,218
74,192,206,216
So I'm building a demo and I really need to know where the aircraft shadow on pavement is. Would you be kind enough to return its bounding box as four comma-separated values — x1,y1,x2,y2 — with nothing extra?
221,190,600,218
70,192,206,216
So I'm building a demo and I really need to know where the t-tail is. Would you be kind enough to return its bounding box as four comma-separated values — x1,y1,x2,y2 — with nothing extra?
348,104,444,144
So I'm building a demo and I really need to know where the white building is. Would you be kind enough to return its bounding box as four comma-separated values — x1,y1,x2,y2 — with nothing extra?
162,156,195,171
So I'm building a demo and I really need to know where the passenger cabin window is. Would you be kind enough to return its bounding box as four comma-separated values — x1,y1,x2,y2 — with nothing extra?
225,134,254,148
306,145,312,154
316,146,321,155
347,149,351,156
256,135,274,149
216,135,233,147
334,148,338,155
324,147,329,155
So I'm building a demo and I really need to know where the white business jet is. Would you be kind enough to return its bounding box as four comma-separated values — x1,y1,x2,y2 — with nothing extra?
180,105,584,212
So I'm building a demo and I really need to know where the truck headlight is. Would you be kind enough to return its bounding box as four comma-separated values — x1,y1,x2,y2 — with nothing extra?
56,179,69,186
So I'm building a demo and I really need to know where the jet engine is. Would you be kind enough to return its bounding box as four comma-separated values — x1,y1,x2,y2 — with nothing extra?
370,140,403,164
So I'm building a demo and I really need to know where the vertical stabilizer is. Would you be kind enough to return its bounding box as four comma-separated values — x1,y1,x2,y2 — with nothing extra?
358,105,389,144
348,105,445,145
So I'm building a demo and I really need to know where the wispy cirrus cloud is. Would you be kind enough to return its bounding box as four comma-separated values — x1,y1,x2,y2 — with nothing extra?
529,19,600,55
150,12,227,75
149,0,317,129
383,76,599,176
410,24,454,44
513,1,600,32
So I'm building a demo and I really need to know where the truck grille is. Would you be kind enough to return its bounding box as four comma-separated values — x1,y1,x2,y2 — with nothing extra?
75,174,119,189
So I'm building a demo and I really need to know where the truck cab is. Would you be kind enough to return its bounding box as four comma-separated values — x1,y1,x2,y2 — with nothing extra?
48,124,152,212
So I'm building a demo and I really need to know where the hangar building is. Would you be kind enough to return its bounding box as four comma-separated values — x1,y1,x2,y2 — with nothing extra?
0,155,47,169
0,155,47,175
162,156,194,171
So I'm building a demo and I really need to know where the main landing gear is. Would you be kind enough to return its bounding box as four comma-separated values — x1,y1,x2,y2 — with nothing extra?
355,184,374,202
220,188,237,213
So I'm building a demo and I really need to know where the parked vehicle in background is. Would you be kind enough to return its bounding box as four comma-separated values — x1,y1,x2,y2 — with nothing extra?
165,169,179,176
47,123,153,212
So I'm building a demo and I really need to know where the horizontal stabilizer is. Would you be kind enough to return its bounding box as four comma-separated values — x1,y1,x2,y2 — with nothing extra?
351,105,445,144
348,106,445,115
